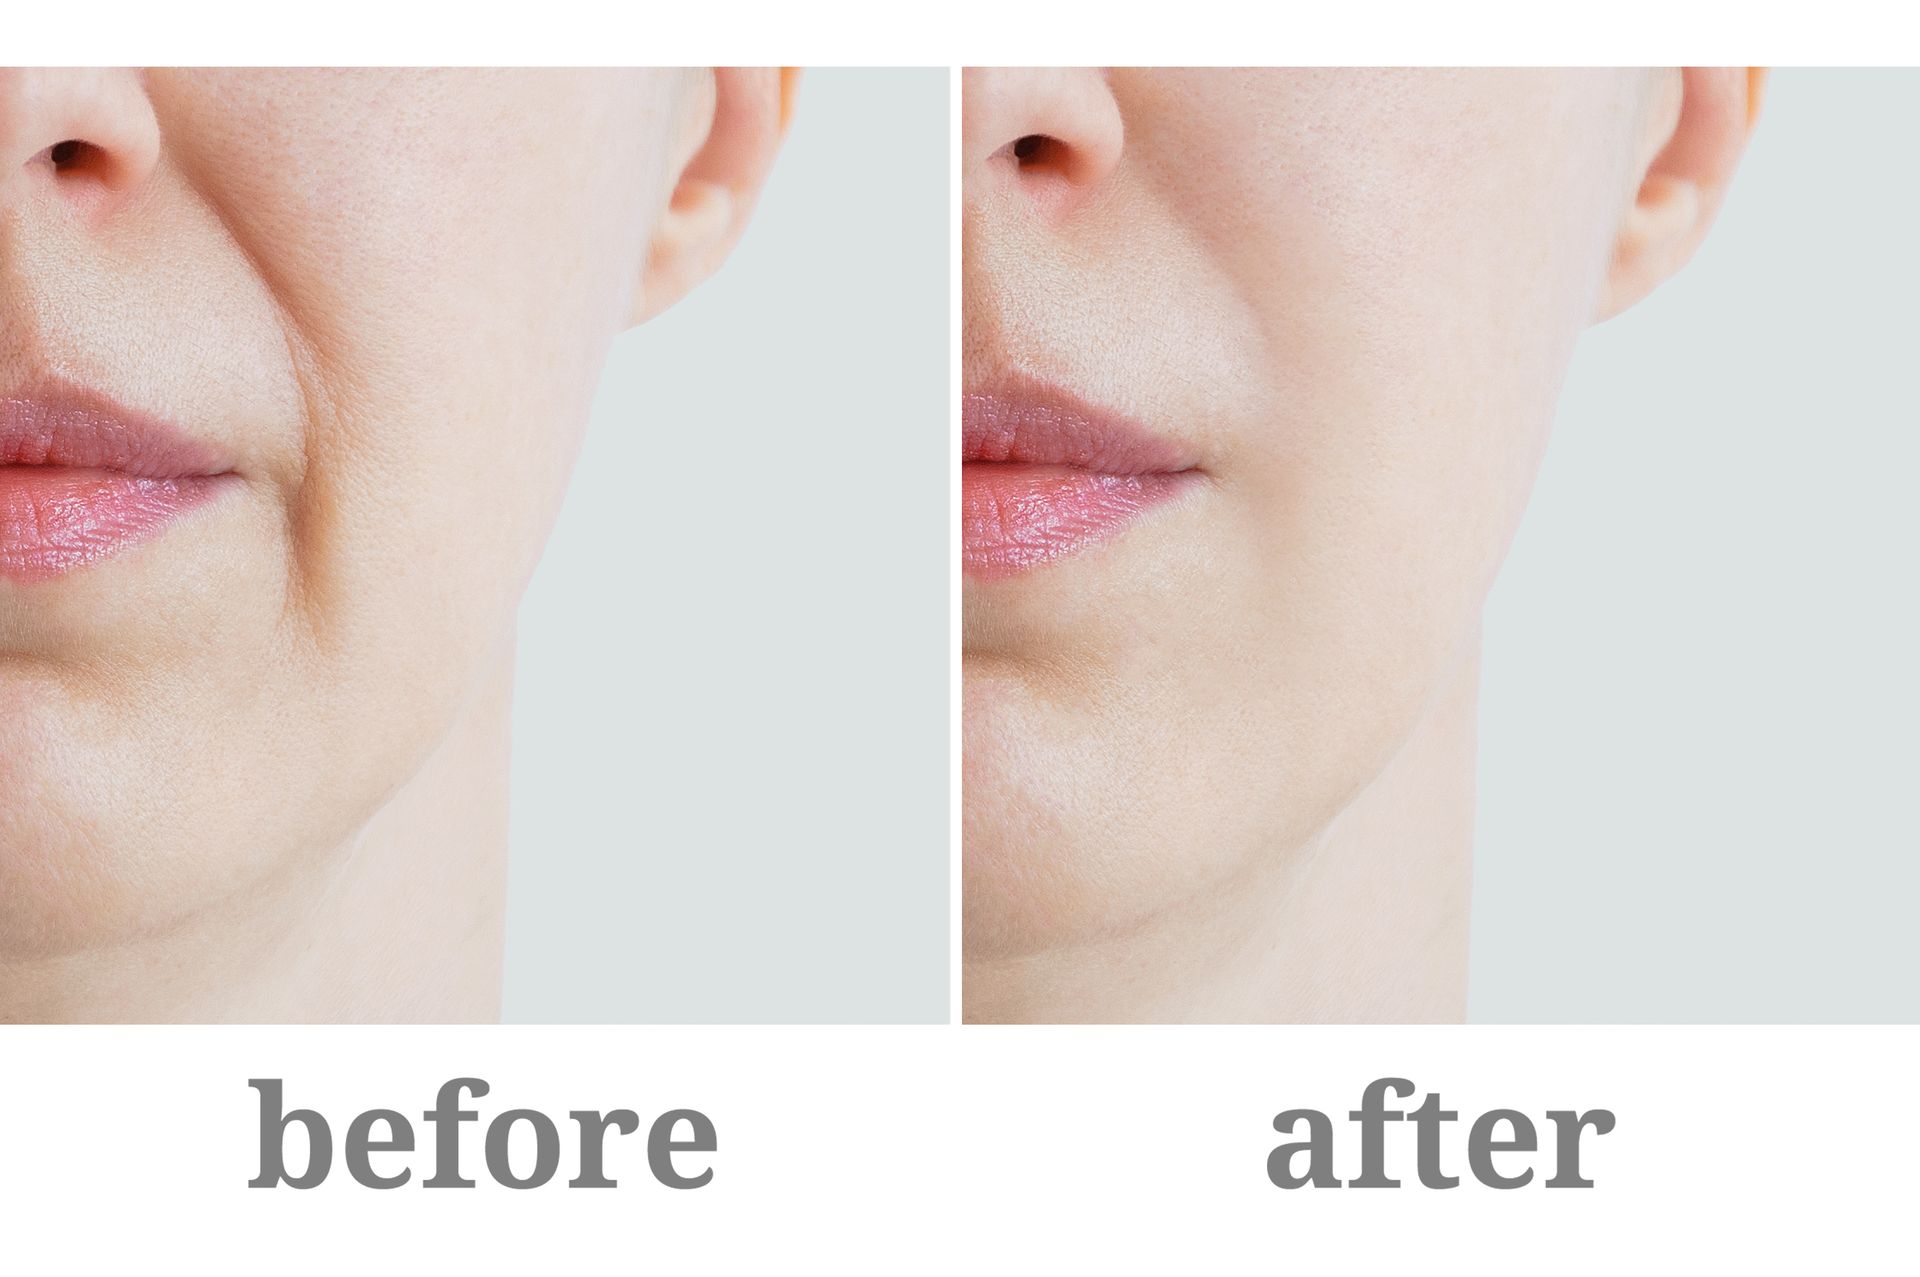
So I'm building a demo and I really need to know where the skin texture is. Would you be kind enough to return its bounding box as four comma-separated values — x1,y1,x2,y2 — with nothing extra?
962,69,1758,1022
0,68,788,1021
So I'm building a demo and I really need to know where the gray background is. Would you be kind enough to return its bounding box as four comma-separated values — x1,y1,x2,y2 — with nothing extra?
503,69,948,1023
1472,70,1919,1021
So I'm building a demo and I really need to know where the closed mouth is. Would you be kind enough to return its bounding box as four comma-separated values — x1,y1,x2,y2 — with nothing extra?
962,380,1199,578
0,382,236,582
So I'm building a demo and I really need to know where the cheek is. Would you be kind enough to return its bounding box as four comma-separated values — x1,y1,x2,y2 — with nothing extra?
178,71,666,661
1123,74,1626,857
1190,72,1624,653
0,72,672,958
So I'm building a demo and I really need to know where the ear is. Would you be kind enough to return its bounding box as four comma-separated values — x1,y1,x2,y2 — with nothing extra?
634,67,797,325
1595,67,1764,322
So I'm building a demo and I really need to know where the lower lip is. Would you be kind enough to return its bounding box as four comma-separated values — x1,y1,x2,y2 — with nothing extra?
962,462,1192,579
0,469,225,582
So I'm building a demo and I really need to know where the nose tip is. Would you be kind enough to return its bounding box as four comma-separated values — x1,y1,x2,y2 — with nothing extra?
0,68,161,212
963,68,1124,209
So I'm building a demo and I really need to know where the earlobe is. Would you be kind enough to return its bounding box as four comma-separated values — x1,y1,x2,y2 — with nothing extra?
633,67,795,327
1595,67,1763,322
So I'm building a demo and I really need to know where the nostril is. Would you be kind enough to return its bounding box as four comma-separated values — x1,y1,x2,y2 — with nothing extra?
46,139,104,174
1011,134,1061,168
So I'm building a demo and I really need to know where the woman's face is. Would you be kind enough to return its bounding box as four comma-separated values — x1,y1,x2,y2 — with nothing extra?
0,69,688,956
963,69,1655,957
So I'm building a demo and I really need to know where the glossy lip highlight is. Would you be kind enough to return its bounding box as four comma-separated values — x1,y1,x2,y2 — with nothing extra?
962,381,1199,578
0,383,236,582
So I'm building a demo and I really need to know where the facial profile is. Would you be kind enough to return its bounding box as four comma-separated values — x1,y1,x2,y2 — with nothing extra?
0,68,789,1020
962,69,1759,1021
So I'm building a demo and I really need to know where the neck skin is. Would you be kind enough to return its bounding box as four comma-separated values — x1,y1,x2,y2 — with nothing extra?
0,647,513,1024
965,645,1480,1024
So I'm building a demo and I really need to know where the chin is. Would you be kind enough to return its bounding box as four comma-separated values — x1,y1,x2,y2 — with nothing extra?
960,705,1226,961
0,697,261,961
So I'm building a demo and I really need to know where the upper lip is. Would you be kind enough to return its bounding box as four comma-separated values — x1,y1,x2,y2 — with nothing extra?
0,377,232,479
963,377,1198,476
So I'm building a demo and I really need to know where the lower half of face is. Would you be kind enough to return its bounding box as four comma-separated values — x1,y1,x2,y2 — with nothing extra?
0,69,677,958
963,69,1645,959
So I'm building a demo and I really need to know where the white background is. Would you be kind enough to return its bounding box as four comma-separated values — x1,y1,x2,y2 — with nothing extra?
4,1026,1913,1271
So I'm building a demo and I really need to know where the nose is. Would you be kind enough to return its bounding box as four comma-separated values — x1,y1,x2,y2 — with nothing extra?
963,68,1123,212
0,69,161,214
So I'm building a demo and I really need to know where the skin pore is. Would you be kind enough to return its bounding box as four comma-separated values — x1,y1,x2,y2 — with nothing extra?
962,69,1758,1023
0,68,787,1022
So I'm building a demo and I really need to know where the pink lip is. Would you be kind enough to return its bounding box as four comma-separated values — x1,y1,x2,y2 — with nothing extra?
0,384,234,582
962,382,1198,578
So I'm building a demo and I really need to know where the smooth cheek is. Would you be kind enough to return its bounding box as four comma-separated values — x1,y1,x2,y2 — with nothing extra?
967,74,1632,951
1209,72,1619,719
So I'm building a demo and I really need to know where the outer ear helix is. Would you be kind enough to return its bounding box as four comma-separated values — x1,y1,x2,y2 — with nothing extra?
1594,66,1760,324
779,67,800,134
1747,68,1768,127
632,68,793,327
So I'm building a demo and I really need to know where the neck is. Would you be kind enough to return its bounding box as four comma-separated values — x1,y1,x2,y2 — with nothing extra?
966,646,1480,1024
2,648,514,1024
